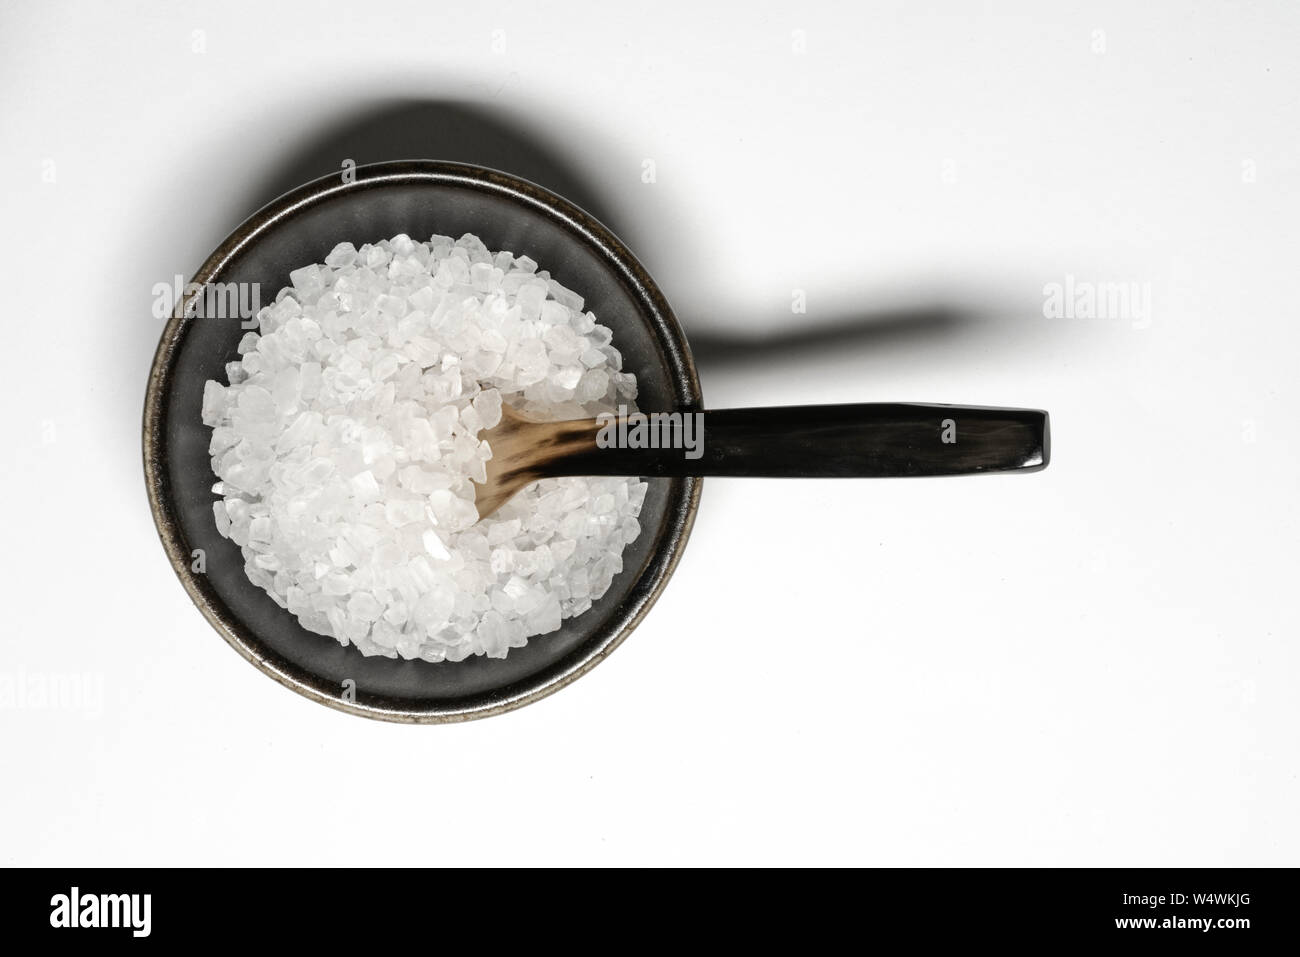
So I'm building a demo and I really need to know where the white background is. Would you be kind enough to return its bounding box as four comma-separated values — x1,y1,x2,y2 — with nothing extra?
2,1,1297,866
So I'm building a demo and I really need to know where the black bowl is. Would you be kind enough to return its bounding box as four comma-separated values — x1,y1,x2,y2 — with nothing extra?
143,160,702,722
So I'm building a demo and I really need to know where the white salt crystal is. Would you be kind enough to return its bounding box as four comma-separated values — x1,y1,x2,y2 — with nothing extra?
347,592,383,622
547,279,584,312
526,596,563,635
515,281,547,322
555,365,583,390
384,499,425,526
472,388,503,429
423,529,451,561
201,381,227,426
487,518,521,545
576,368,609,402
539,300,570,326
325,242,357,268
349,470,381,501
212,501,230,536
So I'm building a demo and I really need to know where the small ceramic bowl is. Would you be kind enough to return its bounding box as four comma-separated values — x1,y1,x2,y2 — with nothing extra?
143,160,702,722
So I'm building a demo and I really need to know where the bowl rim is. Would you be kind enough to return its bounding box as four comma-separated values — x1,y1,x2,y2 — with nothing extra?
142,159,702,723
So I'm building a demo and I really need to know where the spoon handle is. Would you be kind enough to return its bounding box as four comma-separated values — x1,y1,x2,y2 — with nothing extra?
538,403,1049,479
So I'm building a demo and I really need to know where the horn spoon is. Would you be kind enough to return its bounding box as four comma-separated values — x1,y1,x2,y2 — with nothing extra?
473,402,1050,521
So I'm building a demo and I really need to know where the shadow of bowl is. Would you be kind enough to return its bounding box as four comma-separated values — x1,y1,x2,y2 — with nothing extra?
143,160,701,723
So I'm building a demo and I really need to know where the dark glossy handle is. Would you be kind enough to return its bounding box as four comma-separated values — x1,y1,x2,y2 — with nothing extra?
543,403,1049,478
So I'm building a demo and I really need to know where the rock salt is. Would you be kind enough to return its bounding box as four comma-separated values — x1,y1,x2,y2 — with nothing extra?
202,233,646,662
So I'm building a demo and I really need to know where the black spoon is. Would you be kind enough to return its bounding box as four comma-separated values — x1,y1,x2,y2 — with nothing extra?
475,402,1050,518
